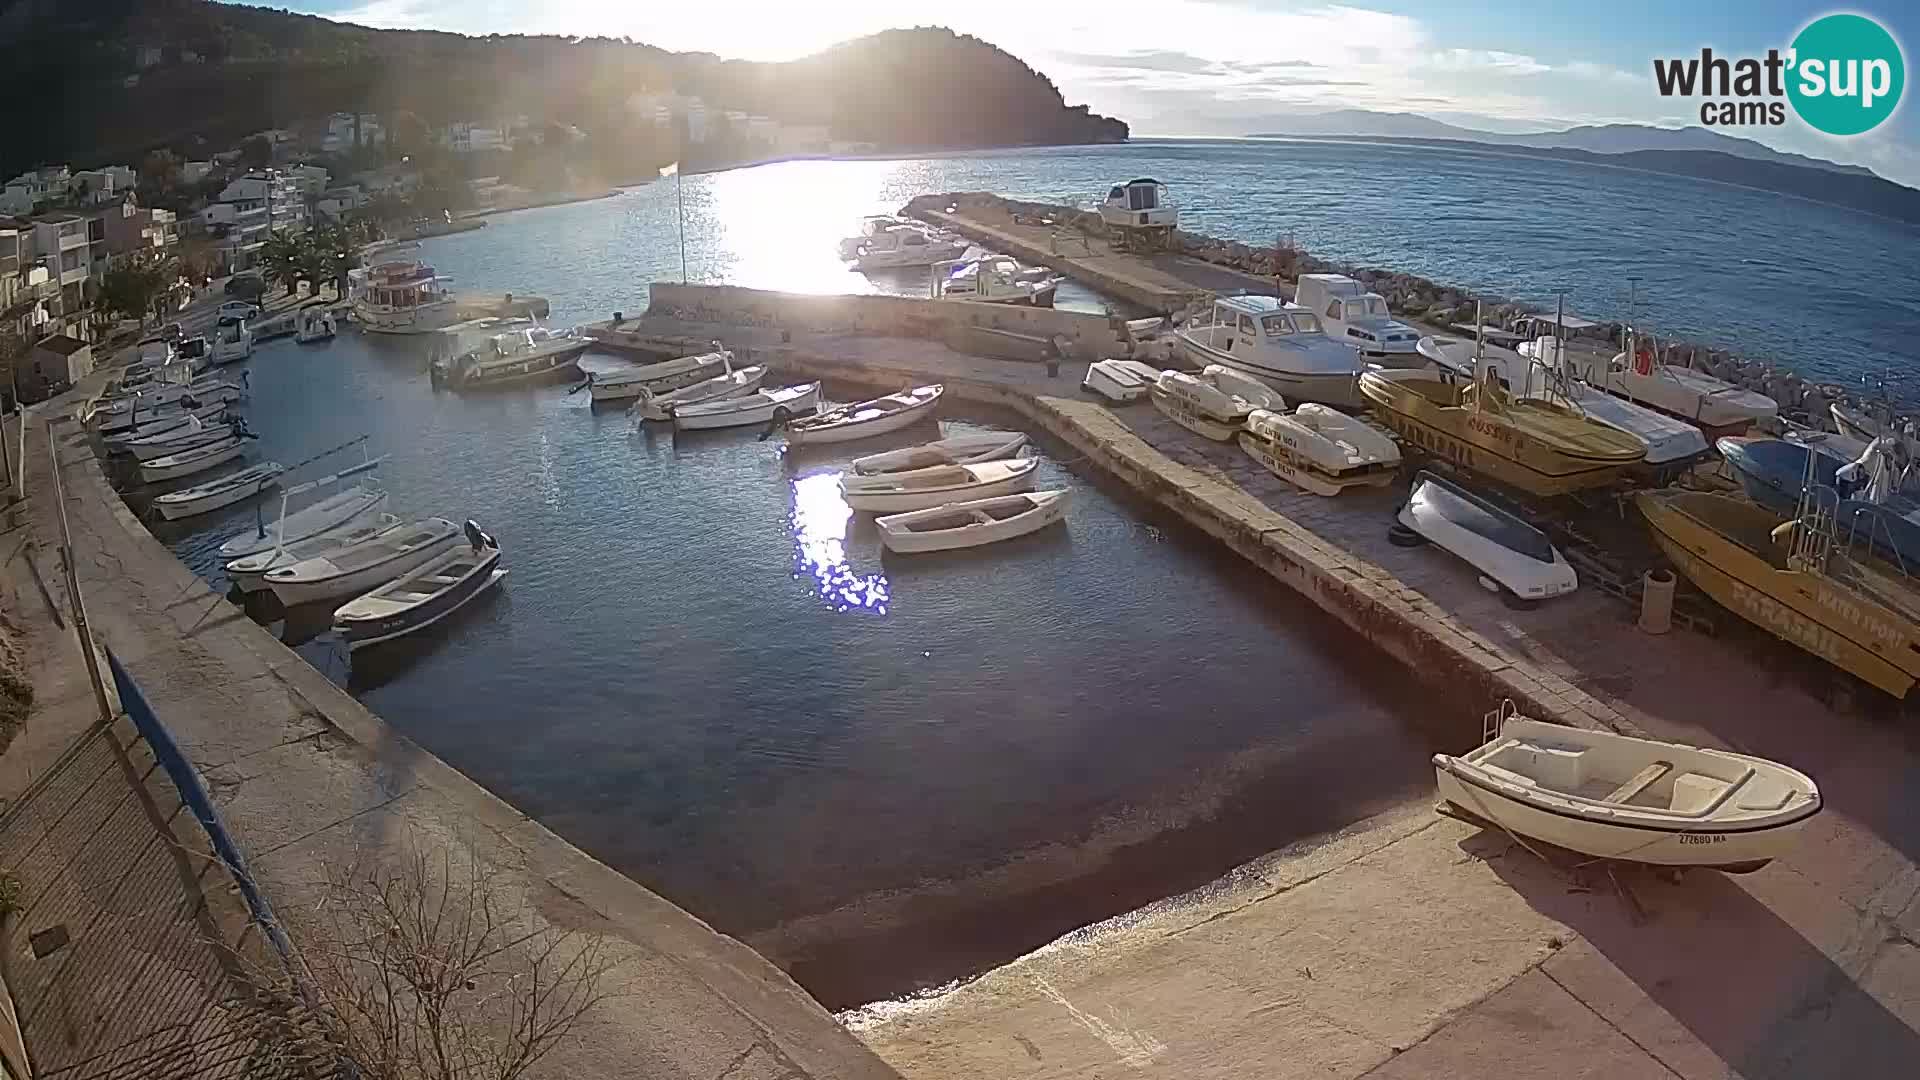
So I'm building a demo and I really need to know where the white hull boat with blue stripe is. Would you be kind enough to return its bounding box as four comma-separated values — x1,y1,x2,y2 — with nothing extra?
333,523,505,650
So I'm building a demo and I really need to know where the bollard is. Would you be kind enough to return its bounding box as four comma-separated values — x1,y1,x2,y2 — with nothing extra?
1639,569,1675,634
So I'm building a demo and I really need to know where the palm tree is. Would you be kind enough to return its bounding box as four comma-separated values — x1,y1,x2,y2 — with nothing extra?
259,231,308,296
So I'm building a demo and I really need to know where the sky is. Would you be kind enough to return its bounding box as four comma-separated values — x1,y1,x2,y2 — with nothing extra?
275,0,1918,185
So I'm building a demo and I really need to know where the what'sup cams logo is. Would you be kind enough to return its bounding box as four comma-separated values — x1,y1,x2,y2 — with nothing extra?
1653,13,1905,136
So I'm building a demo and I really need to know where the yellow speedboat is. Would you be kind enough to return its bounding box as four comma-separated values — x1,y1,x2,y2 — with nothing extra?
1358,367,1646,496
1636,490,1920,698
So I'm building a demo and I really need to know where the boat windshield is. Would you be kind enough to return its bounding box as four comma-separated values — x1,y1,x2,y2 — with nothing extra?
1260,315,1294,336
1291,313,1323,334
1414,479,1557,563
1359,297,1388,317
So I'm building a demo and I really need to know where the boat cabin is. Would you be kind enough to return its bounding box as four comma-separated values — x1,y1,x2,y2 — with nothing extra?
1099,179,1177,229
1293,274,1422,358
1184,295,1338,359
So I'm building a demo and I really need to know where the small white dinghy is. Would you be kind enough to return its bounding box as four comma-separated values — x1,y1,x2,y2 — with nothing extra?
265,517,462,607
1082,359,1163,403
670,383,821,431
217,485,389,561
1238,405,1401,496
101,400,232,441
333,521,505,650
1435,705,1820,872
877,489,1071,553
225,513,403,594
785,385,943,446
850,432,1028,475
1149,365,1283,441
1395,471,1576,606
586,348,732,403
123,417,241,462
840,457,1039,514
153,461,285,521
139,436,247,483
631,364,767,422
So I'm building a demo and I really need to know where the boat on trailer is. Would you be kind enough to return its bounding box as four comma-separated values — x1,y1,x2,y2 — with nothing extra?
1396,471,1578,606
153,461,285,521
840,457,1039,514
1563,329,1777,437
1173,295,1364,408
877,489,1071,553
784,385,943,446
850,432,1028,475
670,383,821,431
333,521,505,650
1238,405,1400,496
1148,365,1283,441
1082,359,1162,403
1435,704,1820,873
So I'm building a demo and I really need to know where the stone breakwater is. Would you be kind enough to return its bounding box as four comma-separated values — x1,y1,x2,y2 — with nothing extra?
903,192,1880,433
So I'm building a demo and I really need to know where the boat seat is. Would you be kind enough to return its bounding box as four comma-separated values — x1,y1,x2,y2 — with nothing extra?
1475,762,1537,788
1603,761,1673,804
1671,772,1733,815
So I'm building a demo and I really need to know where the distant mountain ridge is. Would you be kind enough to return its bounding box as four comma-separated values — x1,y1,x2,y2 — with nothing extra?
1250,109,1879,179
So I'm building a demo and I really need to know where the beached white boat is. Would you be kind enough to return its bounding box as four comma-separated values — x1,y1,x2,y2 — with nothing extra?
877,489,1071,553
632,365,767,422
264,517,462,607
840,457,1039,514
1294,274,1425,364
1435,707,1820,872
1175,295,1364,408
671,383,821,431
139,437,247,483
1396,471,1577,605
225,513,403,594
850,432,1028,475
785,385,943,446
1082,359,1162,403
935,255,1062,307
217,485,389,561
1238,405,1400,496
333,522,505,650
1148,366,1283,441
1558,331,1777,436
153,461,285,521
586,348,733,403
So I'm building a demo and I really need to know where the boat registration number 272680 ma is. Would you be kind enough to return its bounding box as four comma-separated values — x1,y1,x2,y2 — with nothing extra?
1679,833,1729,845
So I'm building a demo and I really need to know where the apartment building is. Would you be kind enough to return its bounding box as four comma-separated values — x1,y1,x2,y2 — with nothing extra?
198,171,306,272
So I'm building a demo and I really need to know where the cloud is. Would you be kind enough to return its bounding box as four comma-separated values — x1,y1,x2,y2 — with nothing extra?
1051,50,1221,74
1561,60,1639,84
1426,49,1550,76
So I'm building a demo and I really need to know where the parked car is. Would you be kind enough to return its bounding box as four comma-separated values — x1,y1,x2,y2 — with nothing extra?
224,273,266,302
219,300,260,321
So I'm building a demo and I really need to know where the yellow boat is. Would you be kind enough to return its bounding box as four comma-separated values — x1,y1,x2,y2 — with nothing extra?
1358,367,1646,496
1636,490,1920,698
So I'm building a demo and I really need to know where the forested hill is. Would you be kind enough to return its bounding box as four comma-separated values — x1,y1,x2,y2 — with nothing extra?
0,2,1128,174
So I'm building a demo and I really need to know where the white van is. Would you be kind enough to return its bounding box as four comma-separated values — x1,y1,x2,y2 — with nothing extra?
1294,274,1425,365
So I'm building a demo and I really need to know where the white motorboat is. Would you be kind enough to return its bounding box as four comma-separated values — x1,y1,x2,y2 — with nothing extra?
1293,274,1425,365
225,513,403,594
124,418,245,462
671,383,821,431
936,255,1062,307
840,457,1040,514
153,461,285,521
586,348,733,403
1560,330,1777,436
264,516,462,607
631,365,767,422
1395,471,1577,605
218,485,388,561
294,307,338,343
209,315,253,365
1148,365,1283,441
1174,296,1365,408
1238,405,1400,496
1081,359,1162,403
785,385,943,446
175,336,210,371
101,400,232,443
850,225,968,270
139,437,247,484
877,489,1071,553
1435,707,1820,872
435,326,588,389
350,249,461,334
98,377,243,419
1098,178,1178,232
333,522,505,650
837,215,915,259
850,432,1028,475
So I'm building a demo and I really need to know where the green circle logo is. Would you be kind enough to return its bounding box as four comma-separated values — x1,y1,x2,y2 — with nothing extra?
1788,14,1905,136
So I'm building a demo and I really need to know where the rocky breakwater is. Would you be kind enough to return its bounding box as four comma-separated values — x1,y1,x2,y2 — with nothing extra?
906,192,1876,433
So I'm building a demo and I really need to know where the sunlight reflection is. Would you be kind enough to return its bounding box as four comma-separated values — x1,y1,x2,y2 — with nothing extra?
703,160,908,295
789,471,890,615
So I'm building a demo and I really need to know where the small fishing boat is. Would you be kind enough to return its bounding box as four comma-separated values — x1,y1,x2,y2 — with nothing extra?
785,385,943,446
217,485,388,561
153,461,285,521
1637,488,1920,697
332,522,505,650
849,224,969,270
1506,336,1709,466
1435,705,1820,872
1082,359,1162,403
265,517,463,607
1148,366,1283,441
209,315,254,365
225,513,403,594
97,378,244,420
631,364,767,422
840,457,1040,514
1238,405,1400,496
586,348,732,403
435,326,589,389
293,307,338,344
1397,471,1578,604
851,432,1028,475
671,382,821,431
1174,295,1365,408
139,437,247,484
121,416,244,462
936,255,1062,307
101,402,233,445
877,489,1071,553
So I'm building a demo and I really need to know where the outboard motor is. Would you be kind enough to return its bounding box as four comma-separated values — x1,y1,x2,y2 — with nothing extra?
463,519,496,552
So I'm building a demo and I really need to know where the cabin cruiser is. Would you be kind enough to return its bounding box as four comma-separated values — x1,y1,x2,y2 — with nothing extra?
209,315,253,364
848,225,969,270
1293,274,1424,365
1098,178,1177,231
936,255,1062,307
1555,329,1776,437
433,325,589,389
837,216,916,259
350,246,459,334
1174,295,1365,408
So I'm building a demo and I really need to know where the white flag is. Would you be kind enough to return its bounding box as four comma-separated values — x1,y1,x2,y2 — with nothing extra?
659,161,679,178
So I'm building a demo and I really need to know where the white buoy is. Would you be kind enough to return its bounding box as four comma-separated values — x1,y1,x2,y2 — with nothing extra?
1640,569,1676,634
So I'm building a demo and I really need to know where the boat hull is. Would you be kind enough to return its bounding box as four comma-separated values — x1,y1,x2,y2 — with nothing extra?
842,462,1039,514
217,489,388,561
588,355,729,402
443,342,588,389
1082,361,1155,403
1173,333,1364,409
672,386,821,431
1148,382,1241,441
140,441,244,483
336,548,506,650
1237,428,1394,496
126,427,236,462
634,367,766,421
851,433,1028,475
877,490,1070,553
154,467,282,521
225,514,404,594
267,533,461,608
786,391,942,446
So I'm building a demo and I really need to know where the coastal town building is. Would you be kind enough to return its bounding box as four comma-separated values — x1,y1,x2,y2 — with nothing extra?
22,332,91,396
69,165,136,206
99,200,179,261
0,166,71,215
199,170,306,272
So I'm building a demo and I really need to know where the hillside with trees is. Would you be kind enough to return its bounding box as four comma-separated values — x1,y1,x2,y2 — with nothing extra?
0,2,1127,175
